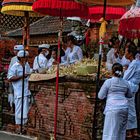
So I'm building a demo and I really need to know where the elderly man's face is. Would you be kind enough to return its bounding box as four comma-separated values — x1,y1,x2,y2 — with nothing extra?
42,48,49,53
20,57,28,64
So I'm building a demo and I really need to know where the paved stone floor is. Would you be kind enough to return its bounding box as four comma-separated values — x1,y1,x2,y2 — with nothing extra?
1,131,140,140
0,131,37,140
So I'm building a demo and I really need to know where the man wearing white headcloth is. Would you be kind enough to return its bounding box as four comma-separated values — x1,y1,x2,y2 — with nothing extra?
33,44,50,73
9,45,24,69
8,45,24,112
8,50,31,133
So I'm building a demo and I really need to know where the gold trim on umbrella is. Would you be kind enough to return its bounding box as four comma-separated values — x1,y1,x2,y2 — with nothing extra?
75,0,134,6
1,5,42,17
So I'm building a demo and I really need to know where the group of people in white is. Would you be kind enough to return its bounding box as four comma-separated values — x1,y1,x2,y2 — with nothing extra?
33,35,83,73
6,35,83,133
5,34,140,139
100,37,140,139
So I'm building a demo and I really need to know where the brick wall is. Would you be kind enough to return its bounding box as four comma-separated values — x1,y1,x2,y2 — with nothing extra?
0,38,16,60
28,77,104,140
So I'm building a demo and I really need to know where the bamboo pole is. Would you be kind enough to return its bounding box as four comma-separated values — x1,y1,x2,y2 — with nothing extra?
92,0,107,139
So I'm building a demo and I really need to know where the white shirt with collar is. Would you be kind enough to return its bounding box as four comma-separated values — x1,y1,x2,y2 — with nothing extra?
33,53,48,71
121,55,130,66
106,48,121,70
7,62,31,99
67,45,83,64
61,47,71,65
9,56,19,69
47,57,55,69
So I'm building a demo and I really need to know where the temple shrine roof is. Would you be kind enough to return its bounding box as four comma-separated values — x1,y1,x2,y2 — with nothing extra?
6,16,73,36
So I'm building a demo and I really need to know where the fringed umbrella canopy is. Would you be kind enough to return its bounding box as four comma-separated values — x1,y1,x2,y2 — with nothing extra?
32,0,88,17
1,0,41,17
32,1,88,140
75,0,134,6
1,1,43,134
88,6,126,21
119,0,140,39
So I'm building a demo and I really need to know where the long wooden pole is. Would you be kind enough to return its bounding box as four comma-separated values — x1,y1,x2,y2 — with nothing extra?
22,11,30,50
20,11,29,134
92,0,107,139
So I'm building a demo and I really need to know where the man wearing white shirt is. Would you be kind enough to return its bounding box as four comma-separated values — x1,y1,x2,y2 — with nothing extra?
121,55,130,67
33,44,50,72
8,50,31,133
8,45,24,112
9,45,24,69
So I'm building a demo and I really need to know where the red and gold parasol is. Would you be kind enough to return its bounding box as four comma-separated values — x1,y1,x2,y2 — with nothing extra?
88,6,126,21
1,0,41,16
75,0,134,6
32,0,88,17
119,0,140,39
1,0,43,134
32,0,88,139
1,0,42,49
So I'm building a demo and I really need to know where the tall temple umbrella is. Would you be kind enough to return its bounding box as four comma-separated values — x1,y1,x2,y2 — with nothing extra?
1,0,42,49
1,0,42,134
119,0,140,39
32,0,88,139
88,6,126,21
75,0,134,6
75,0,134,140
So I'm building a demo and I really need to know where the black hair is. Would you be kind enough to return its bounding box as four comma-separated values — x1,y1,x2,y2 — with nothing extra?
62,36,68,44
112,63,123,77
125,39,131,46
51,47,65,57
51,47,57,52
67,35,77,45
38,48,43,54
17,57,28,63
110,36,118,44
127,42,137,58
108,39,115,48
17,57,21,61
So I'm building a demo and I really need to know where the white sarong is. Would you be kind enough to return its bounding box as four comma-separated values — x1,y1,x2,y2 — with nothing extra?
103,108,128,140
